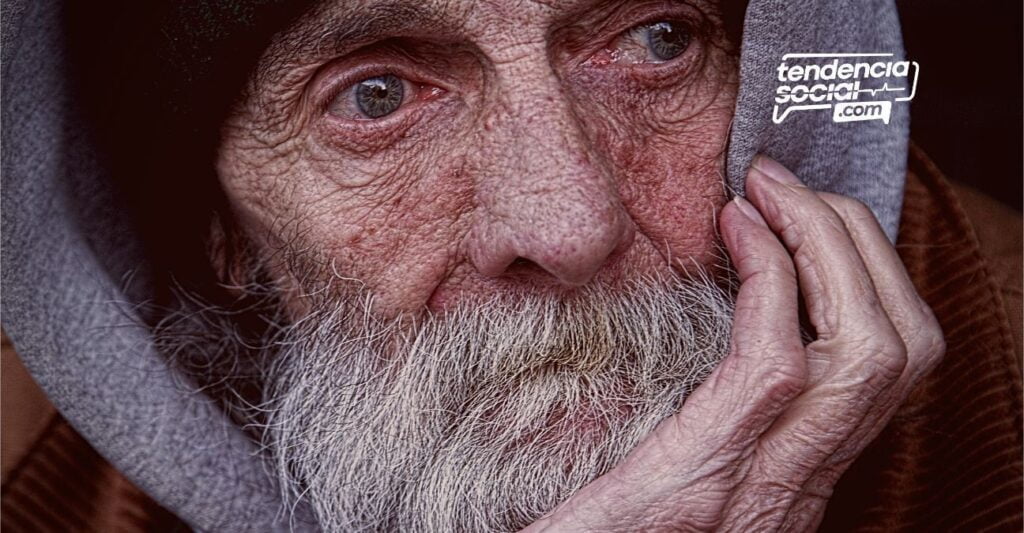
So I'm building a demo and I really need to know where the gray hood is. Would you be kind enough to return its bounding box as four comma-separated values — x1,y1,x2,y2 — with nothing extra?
1,1,909,530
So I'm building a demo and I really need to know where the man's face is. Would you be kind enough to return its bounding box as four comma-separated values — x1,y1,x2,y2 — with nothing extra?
217,0,738,315
210,0,741,530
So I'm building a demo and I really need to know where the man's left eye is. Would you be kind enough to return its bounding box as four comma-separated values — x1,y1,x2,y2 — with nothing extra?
329,74,415,120
595,20,692,65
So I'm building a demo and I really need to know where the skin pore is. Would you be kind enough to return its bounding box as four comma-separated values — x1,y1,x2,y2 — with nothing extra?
205,0,944,530
216,0,739,316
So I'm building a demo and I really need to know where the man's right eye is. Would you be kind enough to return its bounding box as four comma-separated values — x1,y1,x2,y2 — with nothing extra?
329,74,414,120
639,21,691,62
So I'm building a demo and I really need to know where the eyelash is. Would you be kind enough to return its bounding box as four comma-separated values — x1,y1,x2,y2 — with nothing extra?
580,20,692,68
314,64,455,151
326,76,417,120
316,12,703,127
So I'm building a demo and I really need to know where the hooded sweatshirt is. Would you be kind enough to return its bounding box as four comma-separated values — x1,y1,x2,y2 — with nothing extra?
6,1,1015,531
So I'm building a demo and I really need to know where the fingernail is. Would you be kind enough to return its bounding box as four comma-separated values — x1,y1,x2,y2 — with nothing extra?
733,196,768,227
751,155,803,186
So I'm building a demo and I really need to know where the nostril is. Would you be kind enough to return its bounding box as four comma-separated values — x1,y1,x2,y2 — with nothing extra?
500,256,582,287
506,257,545,276
510,257,533,268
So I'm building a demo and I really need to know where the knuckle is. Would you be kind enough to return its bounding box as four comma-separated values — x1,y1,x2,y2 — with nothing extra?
916,323,946,372
906,323,941,356
830,333,907,388
773,215,804,247
904,305,946,371
770,190,838,240
737,357,806,419
823,193,875,223
925,328,946,361
868,335,909,378
759,362,806,401
842,197,875,221
736,247,798,282
807,196,847,228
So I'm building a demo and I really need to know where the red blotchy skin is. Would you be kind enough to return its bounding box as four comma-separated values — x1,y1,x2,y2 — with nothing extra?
213,5,950,530
216,0,739,317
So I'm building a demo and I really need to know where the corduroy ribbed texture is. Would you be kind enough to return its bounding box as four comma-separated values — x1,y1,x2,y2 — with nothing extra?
820,146,1024,532
1,416,188,532
3,147,1020,531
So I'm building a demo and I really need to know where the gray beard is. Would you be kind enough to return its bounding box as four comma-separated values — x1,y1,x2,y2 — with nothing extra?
258,274,735,532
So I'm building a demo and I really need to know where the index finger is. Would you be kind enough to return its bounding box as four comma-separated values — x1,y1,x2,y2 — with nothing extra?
743,155,899,349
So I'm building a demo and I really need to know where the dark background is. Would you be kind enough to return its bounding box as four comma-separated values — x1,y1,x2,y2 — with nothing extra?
66,1,1023,220
897,0,1022,210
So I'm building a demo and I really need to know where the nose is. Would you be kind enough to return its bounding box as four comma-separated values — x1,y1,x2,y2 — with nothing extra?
467,84,635,287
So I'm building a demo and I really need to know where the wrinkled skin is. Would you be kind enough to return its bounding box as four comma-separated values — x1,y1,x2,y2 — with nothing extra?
523,157,945,531
216,0,944,530
217,0,737,314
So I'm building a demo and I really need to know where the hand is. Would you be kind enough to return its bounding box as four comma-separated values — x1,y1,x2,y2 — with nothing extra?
522,155,945,532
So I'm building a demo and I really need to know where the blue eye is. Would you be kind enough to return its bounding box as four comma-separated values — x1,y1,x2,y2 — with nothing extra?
354,75,405,118
596,19,694,66
643,21,690,61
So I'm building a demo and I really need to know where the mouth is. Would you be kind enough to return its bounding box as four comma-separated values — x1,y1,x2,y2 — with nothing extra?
461,366,644,447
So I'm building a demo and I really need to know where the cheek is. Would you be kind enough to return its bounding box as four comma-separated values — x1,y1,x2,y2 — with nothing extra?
352,167,474,311
293,156,474,314
585,89,737,270
218,121,476,316
617,111,732,269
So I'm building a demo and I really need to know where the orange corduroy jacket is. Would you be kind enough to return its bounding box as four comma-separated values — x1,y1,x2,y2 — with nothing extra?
2,146,1021,532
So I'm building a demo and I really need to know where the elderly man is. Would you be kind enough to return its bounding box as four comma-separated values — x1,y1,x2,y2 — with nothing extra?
2,1,1021,532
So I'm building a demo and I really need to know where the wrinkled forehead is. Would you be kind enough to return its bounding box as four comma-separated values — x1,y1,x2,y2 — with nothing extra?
256,0,736,73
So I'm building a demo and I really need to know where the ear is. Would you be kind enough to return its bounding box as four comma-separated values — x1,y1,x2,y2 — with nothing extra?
206,211,257,293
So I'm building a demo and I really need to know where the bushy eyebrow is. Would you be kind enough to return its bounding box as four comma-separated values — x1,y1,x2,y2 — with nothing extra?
258,0,462,78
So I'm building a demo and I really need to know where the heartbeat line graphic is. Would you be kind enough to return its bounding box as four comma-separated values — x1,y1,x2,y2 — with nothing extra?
772,54,919,124
855,83,906,96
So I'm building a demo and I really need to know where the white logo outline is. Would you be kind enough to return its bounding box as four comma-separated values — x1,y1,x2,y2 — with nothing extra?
772,53,919,125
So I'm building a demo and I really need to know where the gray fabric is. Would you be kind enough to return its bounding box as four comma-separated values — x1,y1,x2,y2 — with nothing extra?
0,1,315,531
728,0,909,241
0,0,908,531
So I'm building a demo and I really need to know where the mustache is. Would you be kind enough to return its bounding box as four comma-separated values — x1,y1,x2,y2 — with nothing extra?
258,271,735,532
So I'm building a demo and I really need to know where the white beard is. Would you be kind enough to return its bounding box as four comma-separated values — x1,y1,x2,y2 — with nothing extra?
261,275,734,532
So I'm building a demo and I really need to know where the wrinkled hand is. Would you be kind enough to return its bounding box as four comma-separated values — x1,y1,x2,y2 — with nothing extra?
523,156,945,532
